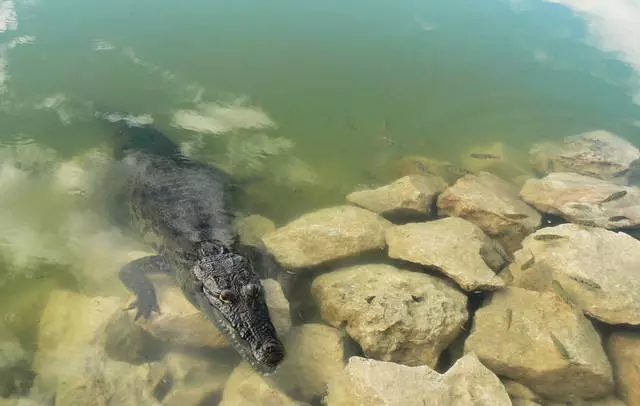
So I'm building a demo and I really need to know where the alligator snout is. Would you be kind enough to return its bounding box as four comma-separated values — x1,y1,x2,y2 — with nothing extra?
255,339,285,370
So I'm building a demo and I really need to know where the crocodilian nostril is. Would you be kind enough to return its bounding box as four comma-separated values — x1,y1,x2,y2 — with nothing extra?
259,341,285,367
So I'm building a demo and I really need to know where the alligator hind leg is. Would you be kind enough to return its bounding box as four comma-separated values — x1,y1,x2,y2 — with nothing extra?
119,255,172,321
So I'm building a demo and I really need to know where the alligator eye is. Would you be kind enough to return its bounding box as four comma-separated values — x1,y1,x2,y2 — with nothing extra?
219,289,234,303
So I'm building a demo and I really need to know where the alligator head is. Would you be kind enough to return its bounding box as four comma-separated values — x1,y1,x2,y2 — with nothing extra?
190,241,285,373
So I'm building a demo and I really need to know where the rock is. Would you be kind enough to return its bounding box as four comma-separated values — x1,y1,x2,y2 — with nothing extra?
520,172,640,229
219,363,308,406
136,281,229,349
395,156,473,184
103,311,164,364
385,217,506,291
262,205,392,269
235,214,276,247
502,379,543,404
462,142,535,185
53,147,112,197
346,174,447,220
262,279,292,337
32,290,161,406
465,287,614,400
325,352,511,406
0,334,33,398
529,130,640,184
437,171,541,252
508,224,640,326
274,324,346,401
607,331,640,406
160,350,236,406
311,264,468,367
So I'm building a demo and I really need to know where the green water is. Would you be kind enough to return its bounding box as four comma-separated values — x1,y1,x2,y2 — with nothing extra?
1,0,640,400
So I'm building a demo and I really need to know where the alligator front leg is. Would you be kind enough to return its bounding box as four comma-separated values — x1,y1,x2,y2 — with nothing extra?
119,255,172,320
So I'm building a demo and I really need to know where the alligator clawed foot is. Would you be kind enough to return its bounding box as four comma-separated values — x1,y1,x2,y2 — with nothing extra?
123,294,161,321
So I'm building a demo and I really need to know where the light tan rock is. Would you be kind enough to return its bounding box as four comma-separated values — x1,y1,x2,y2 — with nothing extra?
465,287,614,400
520,172,640,229
274,324,346,401
608,331,640,406
262,205,392,269
437,171,541,252
325,352,511,406
311,264,468,367
529,130,640,184
235,214,276,247
219,363,307,406
346,174,447,219
508,224,640,326
262,278,292,337
386,217,506,291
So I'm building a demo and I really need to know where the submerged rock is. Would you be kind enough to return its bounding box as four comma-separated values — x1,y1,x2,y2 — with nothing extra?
385,217,506,291
395,156,473,184
465,287,614,401
262,205,392,269
346,174,447,220
274,324,347,401
462,142,535,186
219,362,308,406
507,224,640,326
0,333,33,398
607,331,640,406
437,171,541,252
325,352,511,406
235,214,276,247
311,264,468,367
520,172,640,229
33,290,161,406
137,277,291,348
529,130,640,184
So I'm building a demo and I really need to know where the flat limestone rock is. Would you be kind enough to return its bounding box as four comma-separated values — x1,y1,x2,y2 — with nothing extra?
607,331,640,406
311,264,468,367
529,130,640,184
273,324,347,401
262,205,392,269
507,224,640,326
219,362,308,406
386,217,506,291
346,174,448,219
465,287,614,401
437,171,541,252
520,172,640,229
325,352,511,406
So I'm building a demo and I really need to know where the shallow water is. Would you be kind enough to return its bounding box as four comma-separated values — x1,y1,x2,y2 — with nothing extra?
1,0,640,404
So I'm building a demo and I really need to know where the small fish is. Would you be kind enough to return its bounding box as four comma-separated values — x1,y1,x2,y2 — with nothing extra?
547,160,555,172
379,135,397,146
415,162,433,174
470,153,501,160
345,121,359,131
503,213,529,220
505,309,513,330
366,295,376,304
576,219,598,227
521,253,536,270
444,164,472,176
383,118,389,131
551,280,573,305
601,190,627,204
549,333,571,360
612,168,630,177
411,295,424,302
533,234,568,241
608,215,630,222
568,203,592,211
568,275,601,290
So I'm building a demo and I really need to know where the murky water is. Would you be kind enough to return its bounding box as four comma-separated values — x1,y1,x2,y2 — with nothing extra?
1,0,640,404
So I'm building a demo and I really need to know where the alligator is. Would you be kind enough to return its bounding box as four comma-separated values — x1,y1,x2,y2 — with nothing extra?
103,117,285,373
